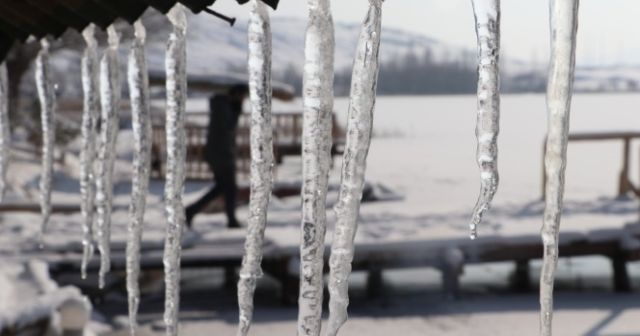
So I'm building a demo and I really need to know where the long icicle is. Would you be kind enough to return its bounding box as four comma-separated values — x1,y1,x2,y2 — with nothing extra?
326,1,383,335
540,0,579,335
0,61,9,202
80,24,100,279
237,1,274,335
95,26,121,289
469,0,500,240
35,39,56,245
297,0,335,335
126,20,152,335
163,5,187,336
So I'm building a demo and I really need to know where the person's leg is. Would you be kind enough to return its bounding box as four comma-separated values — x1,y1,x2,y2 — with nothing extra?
219,167,239,228
185,182,221,228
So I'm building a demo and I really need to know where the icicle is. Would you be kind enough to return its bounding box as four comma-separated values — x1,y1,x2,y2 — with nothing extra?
126,20,152,335
162,5,187,336
469,0,501,240
35,39,56,244
237,1,274,335
95,26,121,289
0,61,9,202
297,0,334,335
79,24,100,279
540,1,579,335
326,1,383,335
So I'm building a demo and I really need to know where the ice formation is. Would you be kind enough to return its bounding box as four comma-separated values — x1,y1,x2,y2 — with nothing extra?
469,0,500,240
79,24,100,279
126,20,152,335
237,1,274,335
540,1,579,335
35,39,56,244
162,5,187,336
297,0,335,335
0,62,9,202
326,1,383,335
95,26,121,289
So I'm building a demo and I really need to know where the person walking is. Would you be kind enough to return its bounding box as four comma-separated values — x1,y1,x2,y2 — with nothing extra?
185,84,248,229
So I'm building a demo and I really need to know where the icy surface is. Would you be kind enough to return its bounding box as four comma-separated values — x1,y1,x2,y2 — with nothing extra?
540,1,579,335
469,0,500,240
163,5,187,336
0,62,9,202
237,1,274,335
35,39,56,243
126,20,152,335
95,26,121,289
297,0,335,335
79,24,100,279
326,1,383,335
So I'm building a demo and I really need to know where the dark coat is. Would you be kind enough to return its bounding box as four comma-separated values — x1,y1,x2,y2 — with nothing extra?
205,95,242,172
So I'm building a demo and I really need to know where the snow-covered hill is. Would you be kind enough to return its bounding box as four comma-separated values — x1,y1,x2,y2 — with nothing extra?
41,14,640,97
144,15,468,75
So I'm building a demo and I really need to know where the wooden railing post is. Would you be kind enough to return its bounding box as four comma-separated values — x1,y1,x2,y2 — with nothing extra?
619,137,631,196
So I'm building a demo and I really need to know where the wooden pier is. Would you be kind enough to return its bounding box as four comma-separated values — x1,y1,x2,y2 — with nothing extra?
12,221,640,303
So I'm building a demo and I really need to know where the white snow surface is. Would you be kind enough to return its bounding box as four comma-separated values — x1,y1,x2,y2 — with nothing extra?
0,260,89,333
2,94,640,334
2,93,640,253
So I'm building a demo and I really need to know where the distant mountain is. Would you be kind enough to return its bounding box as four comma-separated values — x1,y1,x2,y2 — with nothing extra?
39,14,640,97
144,15,470,75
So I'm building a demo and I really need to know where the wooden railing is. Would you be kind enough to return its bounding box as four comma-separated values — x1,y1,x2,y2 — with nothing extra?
151,112,345,181
541,131,640,198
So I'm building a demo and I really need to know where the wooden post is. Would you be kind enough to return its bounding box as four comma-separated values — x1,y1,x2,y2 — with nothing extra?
441,247,464,299
611,254,631,292
618,138,631,196
366,268,384,299
511,260,531,292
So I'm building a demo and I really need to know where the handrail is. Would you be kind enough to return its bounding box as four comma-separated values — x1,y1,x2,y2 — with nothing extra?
541,131,640,198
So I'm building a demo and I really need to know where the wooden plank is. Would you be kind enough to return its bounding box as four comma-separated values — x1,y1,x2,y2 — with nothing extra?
0,202,80,214
568,131,640,141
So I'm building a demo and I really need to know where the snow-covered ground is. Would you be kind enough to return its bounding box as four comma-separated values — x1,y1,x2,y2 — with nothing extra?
3,93,640,334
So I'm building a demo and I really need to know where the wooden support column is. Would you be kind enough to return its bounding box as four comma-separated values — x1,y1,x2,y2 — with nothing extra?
511,259,531,292
366,268,384,299
611,254,631,292
441,247,464,299
619,137,631,196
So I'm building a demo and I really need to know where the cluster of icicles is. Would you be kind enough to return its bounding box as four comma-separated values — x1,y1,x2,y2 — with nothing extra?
0,0,579,335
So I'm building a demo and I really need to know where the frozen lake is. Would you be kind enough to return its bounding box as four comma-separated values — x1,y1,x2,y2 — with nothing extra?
328,94,640,239
336,93,640,207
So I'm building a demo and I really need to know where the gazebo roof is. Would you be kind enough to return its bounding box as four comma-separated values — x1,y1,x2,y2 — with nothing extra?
0,0,280,62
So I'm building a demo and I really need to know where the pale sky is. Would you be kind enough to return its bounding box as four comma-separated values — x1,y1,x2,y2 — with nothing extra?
213,0,640,66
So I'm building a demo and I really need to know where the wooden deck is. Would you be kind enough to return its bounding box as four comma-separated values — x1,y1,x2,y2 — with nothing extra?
14,221,640,303
6,132,640,303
